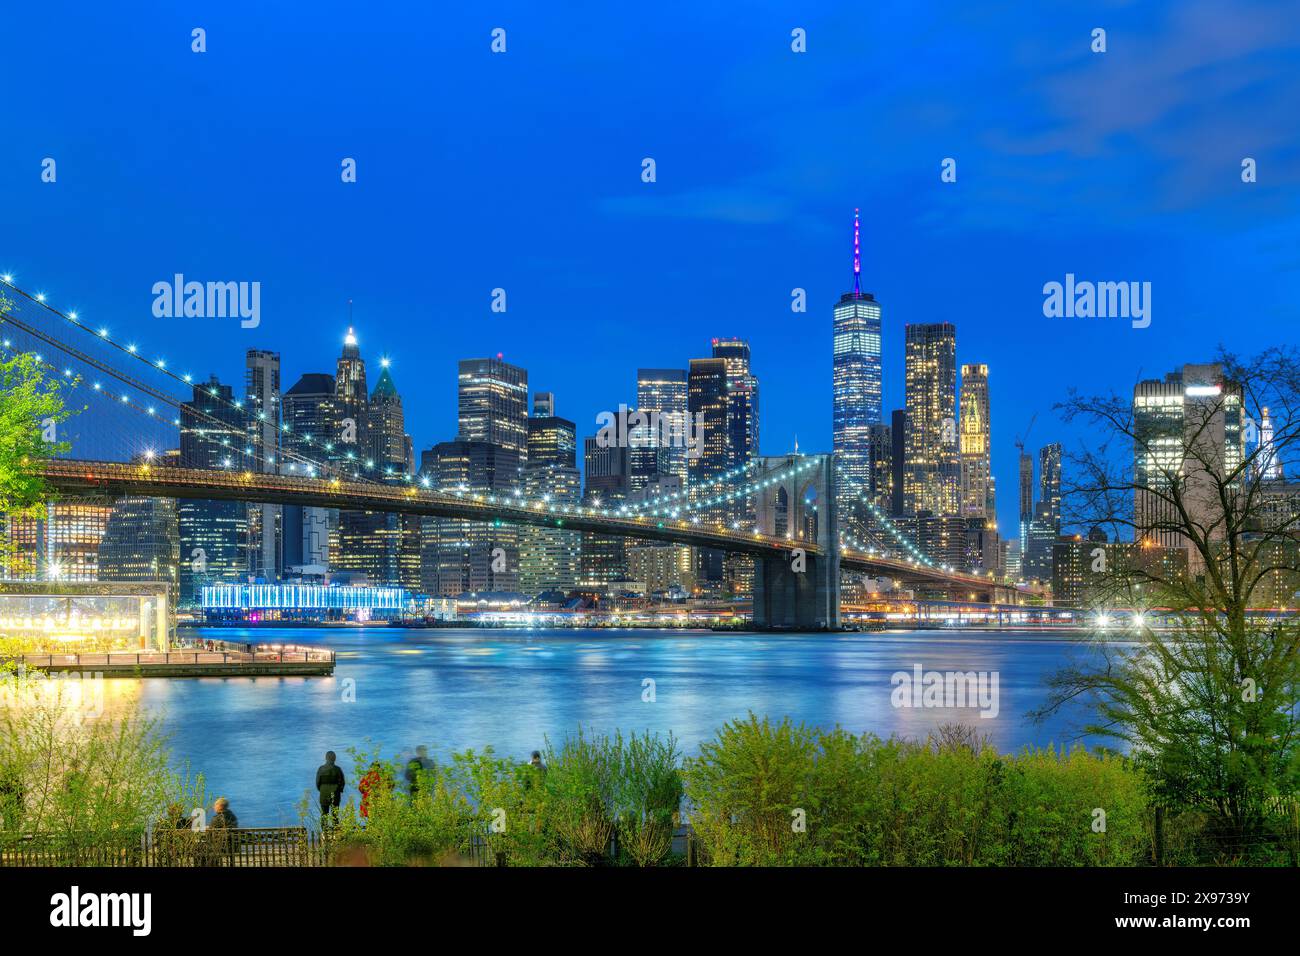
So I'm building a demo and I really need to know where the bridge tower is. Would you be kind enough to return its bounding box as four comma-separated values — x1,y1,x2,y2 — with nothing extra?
751,453,840,630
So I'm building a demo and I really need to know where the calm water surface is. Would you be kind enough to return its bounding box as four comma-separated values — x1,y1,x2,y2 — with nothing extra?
114,627,1117,825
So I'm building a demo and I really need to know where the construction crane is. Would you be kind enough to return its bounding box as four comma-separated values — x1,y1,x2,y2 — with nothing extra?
1014,412,1037,457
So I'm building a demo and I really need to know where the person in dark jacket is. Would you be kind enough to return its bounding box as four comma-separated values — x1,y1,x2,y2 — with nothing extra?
316,751,346,824
210,797,238,828
404,745,434,800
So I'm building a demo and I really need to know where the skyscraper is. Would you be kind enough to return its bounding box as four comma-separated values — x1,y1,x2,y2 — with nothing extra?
688,356,731,588
579,435,632,586
1133,363,1244,569
178,377,249,605
520,392,580,595
368,360,408,475
245,349,281,581
833,208,883,525
458,356,529,462
958,364,999,574
712,338,760,472
1018,451,1034,558
636,368,690,485
422,441,521,595
1023,443,1062,583
334,327,369,469
282,372,336,571
902,323,959,517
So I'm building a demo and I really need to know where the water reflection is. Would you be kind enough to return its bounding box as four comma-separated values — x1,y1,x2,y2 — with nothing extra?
111,627,1114,825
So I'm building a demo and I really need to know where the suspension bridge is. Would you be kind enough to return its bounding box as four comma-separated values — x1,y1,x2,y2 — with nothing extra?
1,275,1015,630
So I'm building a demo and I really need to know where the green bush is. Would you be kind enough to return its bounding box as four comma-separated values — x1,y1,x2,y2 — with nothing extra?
683,714,1151,866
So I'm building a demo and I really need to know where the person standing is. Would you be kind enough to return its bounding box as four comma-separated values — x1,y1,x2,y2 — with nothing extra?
316,751,346,824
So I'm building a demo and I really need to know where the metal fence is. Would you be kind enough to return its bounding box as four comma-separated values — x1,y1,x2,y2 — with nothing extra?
0,827,331,868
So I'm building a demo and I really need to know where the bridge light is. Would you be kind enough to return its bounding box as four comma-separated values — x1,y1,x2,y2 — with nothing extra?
0,274,10,283
99,328,109,337
35,293,45,302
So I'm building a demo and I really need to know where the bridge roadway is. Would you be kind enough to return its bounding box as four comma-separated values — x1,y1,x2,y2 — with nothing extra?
38,459,1007,596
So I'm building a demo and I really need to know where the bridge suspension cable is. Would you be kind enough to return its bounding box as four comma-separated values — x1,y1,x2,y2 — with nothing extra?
0,276,394,484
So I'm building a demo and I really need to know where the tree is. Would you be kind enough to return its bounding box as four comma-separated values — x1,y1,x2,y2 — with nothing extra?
1034,347,1300,860
0,292,75,576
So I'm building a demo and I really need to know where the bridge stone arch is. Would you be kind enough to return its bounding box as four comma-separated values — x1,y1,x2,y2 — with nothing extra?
751,454,840,630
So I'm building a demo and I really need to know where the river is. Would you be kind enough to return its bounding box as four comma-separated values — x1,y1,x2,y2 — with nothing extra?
113,626,1118,825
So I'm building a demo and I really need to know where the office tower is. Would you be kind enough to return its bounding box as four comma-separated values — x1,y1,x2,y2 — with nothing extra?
1023,443,1063,583
712,338,760,470
959,364,999,573
711,338,761,598
245,349,281,582
1133,363,1244,569
282,372,337,570
1003,538,1023,581
687,356,731,587
833,209,883,524
868,422,893,512
1018,451,1034,555
99,495,179,585
1,501,113,582
422,441,521,595
579,436,632,586
458,357,529,462
890,409,907,517
902,323,959,516
636,368,690,485
177,377,249,605
334,327,369,467
527,393,577,470
520,393,580,596
336,361,414,588
958,364,995,518
369,361,408,475
1258,406,1282,480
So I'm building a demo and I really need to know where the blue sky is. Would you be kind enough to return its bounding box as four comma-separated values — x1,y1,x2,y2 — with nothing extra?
2,0,1297,537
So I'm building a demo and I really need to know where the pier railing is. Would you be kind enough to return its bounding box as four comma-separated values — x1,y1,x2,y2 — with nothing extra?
10,647,336,668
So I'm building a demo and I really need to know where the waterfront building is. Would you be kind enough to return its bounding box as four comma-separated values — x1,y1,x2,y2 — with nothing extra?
833,209,883,526
902,323,959,517
2,500,113,582
1052,531,1188,610
200,581,407,623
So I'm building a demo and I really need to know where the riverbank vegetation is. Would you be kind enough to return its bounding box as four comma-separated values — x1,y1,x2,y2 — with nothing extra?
1044,347,1300,866
313,715,1296,867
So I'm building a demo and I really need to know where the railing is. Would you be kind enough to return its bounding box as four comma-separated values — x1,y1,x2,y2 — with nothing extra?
12,647,336,668
0,827,331,867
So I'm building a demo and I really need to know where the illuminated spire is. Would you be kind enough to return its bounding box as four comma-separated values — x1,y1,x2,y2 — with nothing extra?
852,207,862,297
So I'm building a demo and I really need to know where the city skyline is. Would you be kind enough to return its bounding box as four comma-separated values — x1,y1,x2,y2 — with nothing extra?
3,2,1296,546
